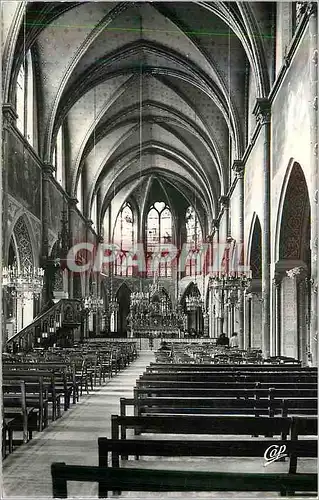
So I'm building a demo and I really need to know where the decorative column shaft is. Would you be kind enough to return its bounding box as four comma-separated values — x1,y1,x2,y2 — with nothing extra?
68,197,78,299
253,98,271,358
2,105,18,344
42,162,56,305
233,160,245,347
308,2,318,365
273,276,281,356
219,195,230,239
2,105,18,257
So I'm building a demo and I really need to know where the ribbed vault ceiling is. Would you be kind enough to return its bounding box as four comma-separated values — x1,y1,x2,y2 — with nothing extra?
10,1,274,235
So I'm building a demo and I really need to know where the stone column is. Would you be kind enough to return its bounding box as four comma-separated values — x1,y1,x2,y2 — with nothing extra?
297,277,308,365
308,2,318,366
219,196,230,336
244,292,252,349
67,197,78,299
232,160,245,348
253,98,271,358
219,195,230,240
2,105,18,344
2,105,18,253
42,162,56,306
208,285,214,338
273,275,281,356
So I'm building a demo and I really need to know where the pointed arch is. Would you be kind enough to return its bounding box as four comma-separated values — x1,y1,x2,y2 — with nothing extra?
115,282,132,337
276,161,311,263
247,214,262,279
8,214,36,271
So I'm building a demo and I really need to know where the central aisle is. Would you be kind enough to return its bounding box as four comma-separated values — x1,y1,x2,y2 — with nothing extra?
2,350,154,499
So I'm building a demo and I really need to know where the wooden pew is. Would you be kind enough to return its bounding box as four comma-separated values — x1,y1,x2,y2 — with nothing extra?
133,386,317,400
3,366,74,411
3,378,49,432
140,372,317,383
51,463,317,498
97,432,317,496
120,396,318,418
136,379,317,390
147,363,318,372
111,414,292,442
2,380,37,445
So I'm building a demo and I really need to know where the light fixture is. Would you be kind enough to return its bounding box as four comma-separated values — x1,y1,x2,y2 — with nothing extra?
2,265,45,299
83,295,104,312
185,293,203,312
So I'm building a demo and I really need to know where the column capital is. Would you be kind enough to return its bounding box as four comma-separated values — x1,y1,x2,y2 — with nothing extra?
219,195,229,208
232,159,245,178
272,274,282,287
306,1,317,17
253,98,271,125
205,233,214,243
2,103,18,127
86,218,94,228
68,197,79,208
97,234,104,243
42,162,55,178
212,218,219,230
286,265,308,282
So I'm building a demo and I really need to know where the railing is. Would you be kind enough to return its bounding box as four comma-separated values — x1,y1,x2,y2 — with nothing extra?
6,299,82,353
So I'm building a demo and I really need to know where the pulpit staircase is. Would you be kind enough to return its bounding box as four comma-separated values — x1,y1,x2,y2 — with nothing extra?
6,299,82,353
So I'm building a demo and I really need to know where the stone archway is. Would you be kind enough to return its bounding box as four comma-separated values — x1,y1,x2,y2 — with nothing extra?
180,282,203,337
7,215,36,335
245,215,262,350
276,162,311,363
116,283,131,337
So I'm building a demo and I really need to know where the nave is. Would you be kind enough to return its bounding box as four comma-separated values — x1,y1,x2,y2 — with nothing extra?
1,1,318,497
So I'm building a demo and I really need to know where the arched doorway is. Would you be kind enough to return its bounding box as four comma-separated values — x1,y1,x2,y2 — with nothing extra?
116,283,131,337
276,162,311,363
181,282,203,337
246,215,262,350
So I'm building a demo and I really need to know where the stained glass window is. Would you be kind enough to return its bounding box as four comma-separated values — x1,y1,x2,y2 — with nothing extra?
16,51,34,145
114,203,134,276
146,202,172,277
53,127,63,186
185,206,202,276
16,63,25,135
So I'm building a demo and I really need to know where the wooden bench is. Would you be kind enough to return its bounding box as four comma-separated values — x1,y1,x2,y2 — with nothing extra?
2,380,38,445
51,463,317,498
147,363,318,372
140,372,318,383
3,366,74,411
3,378,49,432
133,386,317,401
120,396,318,418
136,379,317,389
98,430,317,496
111,414,292,442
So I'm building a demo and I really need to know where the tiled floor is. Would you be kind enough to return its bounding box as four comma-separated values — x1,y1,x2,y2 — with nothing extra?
2,351,316,500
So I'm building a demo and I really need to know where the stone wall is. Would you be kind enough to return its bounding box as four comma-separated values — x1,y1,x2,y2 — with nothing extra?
271,28,312,263
7,131,41,219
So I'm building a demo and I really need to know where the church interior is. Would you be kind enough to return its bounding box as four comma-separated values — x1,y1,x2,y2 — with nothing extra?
1,1,318,497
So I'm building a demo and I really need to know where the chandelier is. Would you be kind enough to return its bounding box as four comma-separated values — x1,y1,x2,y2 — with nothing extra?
2,265,44,299
185,293,203,312
83,295,104,312
209,271,252,291
108,298,119,313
